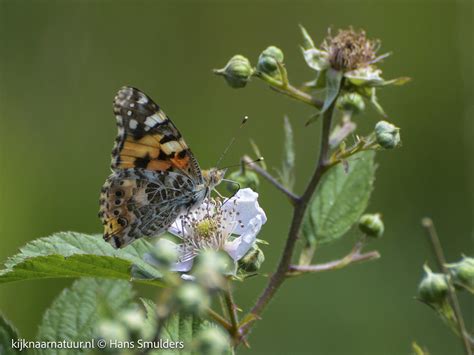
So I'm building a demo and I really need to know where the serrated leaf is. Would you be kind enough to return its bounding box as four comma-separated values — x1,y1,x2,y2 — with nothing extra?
0,232,163,285
279,116,295,190
0,314,20,355
37,278,134,355
147,312,232,355
310,151,375,244
141,298,159,340
151,312,209,355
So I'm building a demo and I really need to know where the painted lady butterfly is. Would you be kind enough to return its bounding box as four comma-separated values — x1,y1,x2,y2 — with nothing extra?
99,87,225,248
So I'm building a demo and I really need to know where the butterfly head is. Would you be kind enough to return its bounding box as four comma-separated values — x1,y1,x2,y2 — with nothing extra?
202,168,226,189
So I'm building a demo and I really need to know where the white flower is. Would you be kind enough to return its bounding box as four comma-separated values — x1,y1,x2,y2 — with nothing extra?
168,188,266,273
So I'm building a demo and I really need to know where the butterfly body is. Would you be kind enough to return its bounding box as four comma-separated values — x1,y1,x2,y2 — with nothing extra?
99,87,224,248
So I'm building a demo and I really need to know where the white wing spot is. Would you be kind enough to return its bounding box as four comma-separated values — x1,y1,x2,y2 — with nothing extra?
137,95,148,104
115,115,123,125
127,110,132,116
129,119,138,130
161,140,182,155
130,103,135,108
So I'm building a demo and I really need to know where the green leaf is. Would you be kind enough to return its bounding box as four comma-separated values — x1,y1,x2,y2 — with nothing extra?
0,232,163,285
0,314,20,355
299,24,315,49
147,312,232,355
279,116,295,190
37,278,134,355
309,151,376,244
305,69,342,126
141,298,159,340
322,68,343,113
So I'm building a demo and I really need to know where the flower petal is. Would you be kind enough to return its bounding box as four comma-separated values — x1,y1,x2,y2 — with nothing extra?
303,48,330,72
170,258,194,272
225,188,267,235
224,215,263,261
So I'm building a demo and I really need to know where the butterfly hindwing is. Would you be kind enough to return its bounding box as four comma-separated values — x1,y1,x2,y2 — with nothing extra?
99,169,198,248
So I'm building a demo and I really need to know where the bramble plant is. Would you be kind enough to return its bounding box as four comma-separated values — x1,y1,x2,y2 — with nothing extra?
1,25,449,355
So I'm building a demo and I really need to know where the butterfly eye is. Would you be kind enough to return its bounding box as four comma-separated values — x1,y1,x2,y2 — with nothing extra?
117,217,128,227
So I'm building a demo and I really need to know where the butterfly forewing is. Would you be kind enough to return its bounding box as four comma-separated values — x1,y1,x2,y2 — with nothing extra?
111,86,203,180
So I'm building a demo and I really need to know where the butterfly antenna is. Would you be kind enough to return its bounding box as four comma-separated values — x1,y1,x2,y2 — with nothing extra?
220,157,264,170
216,116,249,169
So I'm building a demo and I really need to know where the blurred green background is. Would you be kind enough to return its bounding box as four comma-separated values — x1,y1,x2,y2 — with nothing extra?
0,0,472,354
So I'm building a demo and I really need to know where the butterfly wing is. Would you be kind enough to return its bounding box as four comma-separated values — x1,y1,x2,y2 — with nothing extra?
99,169,197,248
99,87,205,248
111,86,203,181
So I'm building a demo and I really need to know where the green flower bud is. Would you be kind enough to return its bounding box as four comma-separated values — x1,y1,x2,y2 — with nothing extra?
336,93,365,115
358,213,384,238
238,244,265,273
226,169,260,193
97,319,129,343
418,265,449,304
374,120,401,149
193,250,235,289
214,55,253,88
151,238,179,267
193,327,231,355
118,308,145,338
446,256,474,292
175,283,210,315
257,46,284,75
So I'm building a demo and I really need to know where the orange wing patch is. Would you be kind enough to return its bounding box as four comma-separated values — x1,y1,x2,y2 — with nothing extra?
110,86,194,175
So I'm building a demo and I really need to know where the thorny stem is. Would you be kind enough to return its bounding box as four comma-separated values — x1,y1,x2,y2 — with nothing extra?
207,307,233,332
223,280,242,344
238,101,337,342
242,155,299,205
421,218,473,355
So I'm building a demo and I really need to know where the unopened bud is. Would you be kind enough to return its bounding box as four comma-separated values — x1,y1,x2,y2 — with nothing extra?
418,265,448,304
375,120,401,149
151,238,179,267
257,46,284,75
358,213,384,238
175,283,210,315
446,256,474,292
193,327,231,355
97,320,129,343
214,55,253,88
193,250,234,289
238,244,265,273
119,308,145,339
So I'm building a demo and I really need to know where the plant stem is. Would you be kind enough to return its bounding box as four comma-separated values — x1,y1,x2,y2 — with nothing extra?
255,71,323,109
288,249,380,274
223,280,241,344
421,218,472,355
242,155,299,205
207,307,233,332
238,101,336,342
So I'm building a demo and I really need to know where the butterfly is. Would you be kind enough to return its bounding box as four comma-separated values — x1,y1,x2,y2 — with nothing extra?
99,86,225,248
